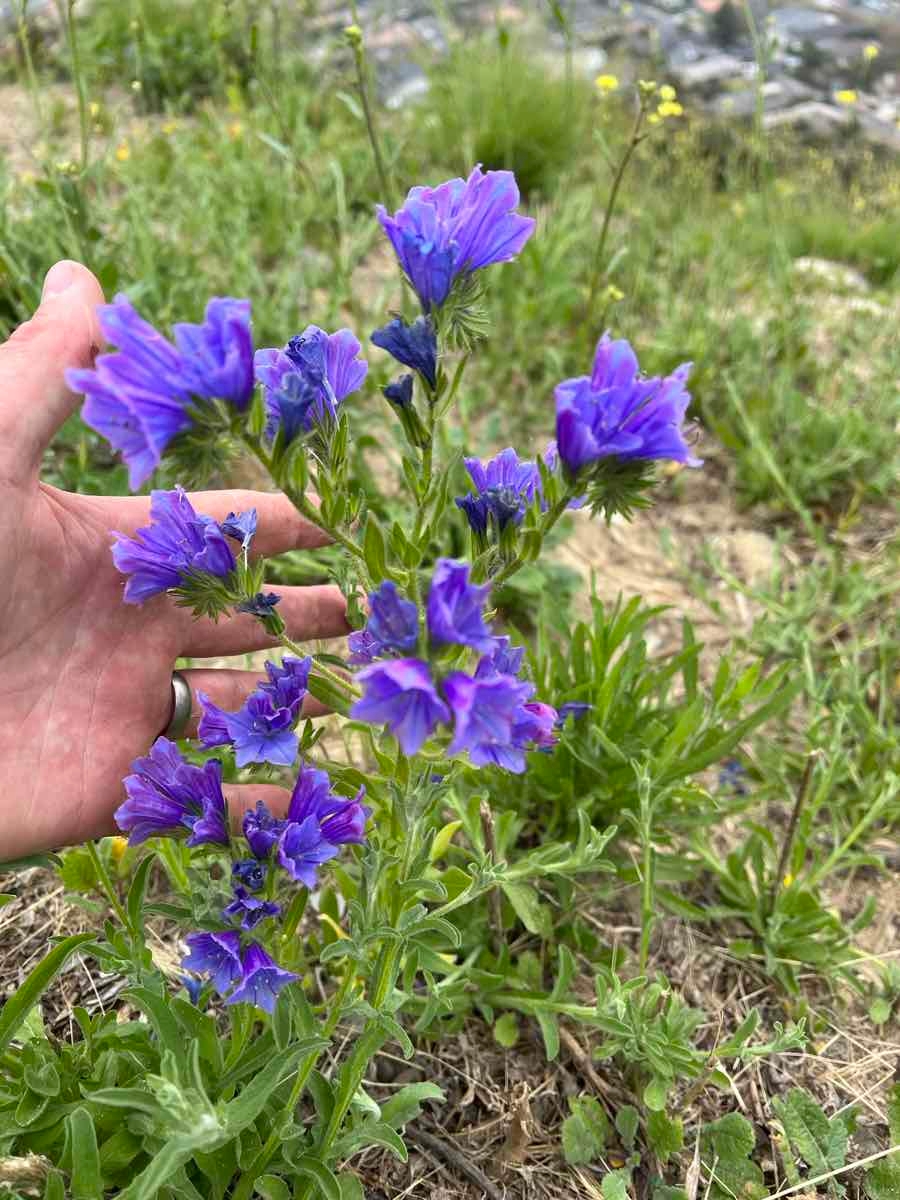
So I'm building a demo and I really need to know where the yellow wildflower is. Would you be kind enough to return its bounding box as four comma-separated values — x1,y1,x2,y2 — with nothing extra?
622,2,632,13
659,83,677,102
657,100,684,118
228,120,244,139
782,873,794,888
162,119,178,135
109,837,128,863
115,142,131,162
595,73,619,93
863,43,879,62
835,89,857,106
648,112,661,125
604,284,625,302
88,100,100,118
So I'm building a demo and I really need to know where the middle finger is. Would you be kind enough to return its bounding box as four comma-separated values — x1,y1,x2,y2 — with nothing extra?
179,583,349,657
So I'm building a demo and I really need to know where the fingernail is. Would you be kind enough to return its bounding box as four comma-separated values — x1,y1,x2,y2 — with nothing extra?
41,260,81,300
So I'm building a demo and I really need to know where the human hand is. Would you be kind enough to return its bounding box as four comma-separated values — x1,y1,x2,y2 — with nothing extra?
0,261,348,859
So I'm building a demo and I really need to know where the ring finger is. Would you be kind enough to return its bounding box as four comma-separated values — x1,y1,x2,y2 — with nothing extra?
173,669,329,737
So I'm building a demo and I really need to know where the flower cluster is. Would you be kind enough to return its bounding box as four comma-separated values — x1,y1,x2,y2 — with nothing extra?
255,325,368,444
377,165,536,311
349,562,557,771
454,447,542,538
554,333,699,476
111,487,250,604
199,656,312,767
116,736,369,1012
67,296,254,489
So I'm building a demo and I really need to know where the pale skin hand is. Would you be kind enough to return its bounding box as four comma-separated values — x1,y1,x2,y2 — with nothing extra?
0,261,349,859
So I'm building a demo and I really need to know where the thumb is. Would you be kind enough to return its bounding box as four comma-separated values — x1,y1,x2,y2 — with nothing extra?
0,260,105,480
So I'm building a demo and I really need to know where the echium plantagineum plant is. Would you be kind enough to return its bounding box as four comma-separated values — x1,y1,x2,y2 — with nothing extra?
9,165,702,1197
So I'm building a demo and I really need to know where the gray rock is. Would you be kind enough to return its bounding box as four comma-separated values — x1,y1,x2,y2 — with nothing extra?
762,100,853,138
672,52,755,93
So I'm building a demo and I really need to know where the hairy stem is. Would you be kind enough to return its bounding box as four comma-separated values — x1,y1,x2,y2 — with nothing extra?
86,841,132,935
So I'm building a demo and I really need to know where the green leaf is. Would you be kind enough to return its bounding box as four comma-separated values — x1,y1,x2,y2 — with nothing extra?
338,1175,366,1200
289,1156,341,1200
601,1168,631,1200
866,1160,900,1200
272,987,293,1051
0,934,95,1053
122,987,184,1059
256,1175,291,1200
126,853,157,934
44,1171,66,1200
98,1127,143,1180
773,1088,846,1177
536,1011,560,1062
647,1110,684,1165
379,1083,444,1130
494,1013,519,1048
117,1138,204,1200
59,847,100,893
886,1083,900,1143
363,514,388,583
615,1105,639,1151
643,1076,669,1112
223,1039,326,1135
501,880,550,937
704,1111,755,1160
67,1107,103,1200
430,820,463,862
869,997,893,1027
562,1095,610,1165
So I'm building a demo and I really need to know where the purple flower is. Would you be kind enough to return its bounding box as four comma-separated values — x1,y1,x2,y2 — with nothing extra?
348,628,383,665
554,334,701,474
65,295,193,490
226,942,299,1014
371,317,437,389
111,488,236,604
455,448,541,536
220,508,257,551
172,297,255,411
223,886,282,930
351,658,451,756
254,326,367,442
243,801,285,860
444,671,535,772
383,375,414,408
182,930,242,994
232,858,267,891
287,765,369,846
476,636,526,679
377,165,536,310
277,816,339,887
198,656,311,768
236,592,281,618
199,692,299,768
513,701,558,751
366,581,419,654
115,737,229,847
426,559,494,652
556,702,592,726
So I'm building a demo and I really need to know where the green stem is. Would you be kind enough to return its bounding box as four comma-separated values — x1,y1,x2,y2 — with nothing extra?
489,494,571,590
86,841,132,934
637,777,655,973
585,101,646,323
243,435,366,563
60,0,90,172
347,19,394,208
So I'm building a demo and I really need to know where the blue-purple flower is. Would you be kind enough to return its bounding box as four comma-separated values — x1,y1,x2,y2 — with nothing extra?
111,488,240,604
232,858,267,891
172,297,255,411
223,887,282,930
66,294,253,489
236,592,281,619
254,325,367,442
476,636,526,679
371,317,437,388
244,802,284,860
351,659,451,756
377,165,536,310
554,334,700,474
198,656,311,768
426,559,494,652
115,737,229,847
443,671,537,772
455,448,542,536
366,581,420,654
383,375,414,409
277,817,339,886
286,765,369,845
182,930,243,994
220,508,257,551
226,942,299,1014
556,702,592,727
